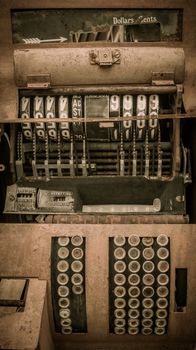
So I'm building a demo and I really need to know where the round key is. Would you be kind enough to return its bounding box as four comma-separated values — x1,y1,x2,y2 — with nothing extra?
114,327,125,335
143,261,155,273
114,274,126,286
61,318,72,327
155,319,167,327
142,237,154,246
128,327,139,335
128,235,140,246
114,318,126,327
72,285,84,295
128,274,140,286
128,298,140,309
142,309,154,318
57,260,69,273
72,247,84,260
114,236,126,246
62,326,72,334
128,319,140,328
157,261,169,273
142,274,155,286
71,273,83,286
114,298,126,309
114,247,126,260
58,237,69,247
156,309,168,318
156,298,168,309
128,247,140,260
142,327,152,335
157,247,169,260
114,286,126,298
142,247,155,260
157,274,169,286
128,309,140,319
71,236,83,246
128,286,140,298
154,327,165,335
114,260,126,273
157,234,169,246
58,297,70,309
58,285,69,298
142,286,154,298
58,247,69,259
142,319,153,328
59,308,70,319
142,298,154,309
128,261,140,273
114,309,126,319
157,286,169,298
71,260,83,273
57,273,69,285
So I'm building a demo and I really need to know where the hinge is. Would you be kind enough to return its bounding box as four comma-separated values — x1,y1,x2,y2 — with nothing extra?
152,72,175,86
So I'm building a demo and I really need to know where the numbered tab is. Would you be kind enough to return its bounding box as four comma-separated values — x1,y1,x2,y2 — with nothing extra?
123,95,133,140
45,96,57,141
20,97,32,140
136,95,147,140
110,95,120,141
59,96,70,140
72,96,83,140
149,95,159,140
33,96,45,140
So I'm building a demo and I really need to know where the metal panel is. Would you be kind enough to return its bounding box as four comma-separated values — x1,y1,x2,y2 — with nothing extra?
14,47,185,87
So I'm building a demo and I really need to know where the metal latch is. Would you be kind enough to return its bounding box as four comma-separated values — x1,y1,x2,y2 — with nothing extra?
152,72,175,86
26,74,51,88
89,49,121,66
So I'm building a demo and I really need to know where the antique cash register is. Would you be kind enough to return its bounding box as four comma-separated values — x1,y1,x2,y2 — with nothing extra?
0,1,196,349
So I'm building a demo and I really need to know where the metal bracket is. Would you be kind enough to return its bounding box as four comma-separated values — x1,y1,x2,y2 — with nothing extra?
26,74,51,88
152,72,175,86
89,49,121,66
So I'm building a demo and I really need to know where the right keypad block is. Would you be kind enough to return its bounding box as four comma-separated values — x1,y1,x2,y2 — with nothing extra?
109,235,170,335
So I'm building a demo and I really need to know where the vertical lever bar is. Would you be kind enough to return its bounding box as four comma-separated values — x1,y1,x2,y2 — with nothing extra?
69,134,75,177
149,95,159,140
57,129,62,177
82,135,87,176
120,127,125,176
172,85,183,175
32,129,37,178
157,122,162,178
132,124,137,176
136,95,147,140
144,129,150,177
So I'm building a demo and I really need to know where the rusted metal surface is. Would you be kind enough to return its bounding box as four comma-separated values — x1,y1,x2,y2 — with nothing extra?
0,1,196,120
20,85,178,94
14,47,184,87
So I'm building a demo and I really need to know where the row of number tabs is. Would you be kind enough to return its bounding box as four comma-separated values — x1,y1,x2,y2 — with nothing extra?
20,94,159,141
